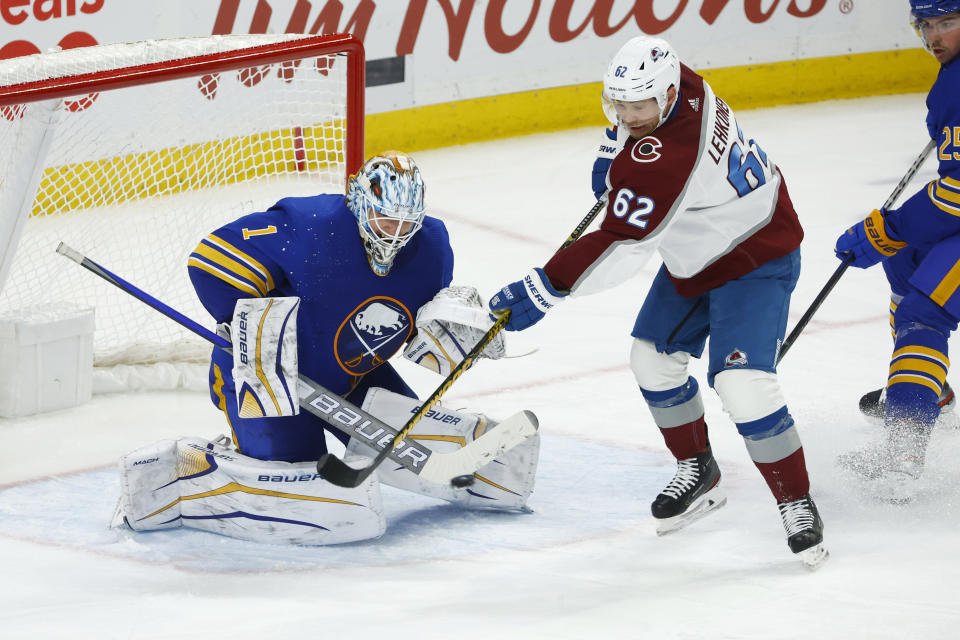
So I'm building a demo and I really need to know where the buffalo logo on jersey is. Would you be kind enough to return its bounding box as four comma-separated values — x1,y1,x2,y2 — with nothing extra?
334,297,413,375
631,136,662,163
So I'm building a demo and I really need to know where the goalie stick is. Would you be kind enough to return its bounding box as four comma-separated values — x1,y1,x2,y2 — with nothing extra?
55,242,538,485
777,140,936,364
315,193,610,488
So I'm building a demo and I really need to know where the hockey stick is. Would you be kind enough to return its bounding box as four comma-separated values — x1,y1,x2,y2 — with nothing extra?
55,242,537,484
777,139,936,364
558,192,609,252
316,193,611,487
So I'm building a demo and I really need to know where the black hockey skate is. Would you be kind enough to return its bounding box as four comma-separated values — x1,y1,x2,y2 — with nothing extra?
777,494,828,570
651,446,726,536
859,382,956,427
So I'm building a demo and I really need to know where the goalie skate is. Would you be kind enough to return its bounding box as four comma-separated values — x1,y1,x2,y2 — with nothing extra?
859,382,956,428
652,447,726,536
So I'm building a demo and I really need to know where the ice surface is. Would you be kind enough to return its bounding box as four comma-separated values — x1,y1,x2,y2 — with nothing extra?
2,94,959,638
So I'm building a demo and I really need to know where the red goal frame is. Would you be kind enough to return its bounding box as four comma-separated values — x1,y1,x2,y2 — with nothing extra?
0,33,366,177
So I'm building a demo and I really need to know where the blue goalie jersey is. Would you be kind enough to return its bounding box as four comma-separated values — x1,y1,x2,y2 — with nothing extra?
188,194,454,396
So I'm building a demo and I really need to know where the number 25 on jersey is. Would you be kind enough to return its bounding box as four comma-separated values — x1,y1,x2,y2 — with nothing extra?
940,127,960,161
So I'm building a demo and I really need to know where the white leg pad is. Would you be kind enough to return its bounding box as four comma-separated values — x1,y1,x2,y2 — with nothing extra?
713,369,787,423
115,437,385,545
630,338,691,391
349,387,539,510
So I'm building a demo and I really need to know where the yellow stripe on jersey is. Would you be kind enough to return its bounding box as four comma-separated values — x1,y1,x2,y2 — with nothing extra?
888,373,943,396
187,257,262,298
192,241,270,296
889,357,949,384
930,259,960,308
864,208,907,256
204,234,275,292
891,345,950,368
928,179,960,215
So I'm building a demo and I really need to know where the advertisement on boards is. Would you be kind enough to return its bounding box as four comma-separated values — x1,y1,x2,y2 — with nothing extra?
0,1,919,114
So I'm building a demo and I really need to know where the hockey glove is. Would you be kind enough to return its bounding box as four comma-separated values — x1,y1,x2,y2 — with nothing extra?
591,126,617,199
835,208,907,269
489,268,567,331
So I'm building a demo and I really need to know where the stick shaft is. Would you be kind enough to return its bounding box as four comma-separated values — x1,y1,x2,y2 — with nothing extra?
777,139,935,363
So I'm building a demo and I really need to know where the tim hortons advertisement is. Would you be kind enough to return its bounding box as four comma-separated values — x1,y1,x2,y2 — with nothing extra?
0,1,919,113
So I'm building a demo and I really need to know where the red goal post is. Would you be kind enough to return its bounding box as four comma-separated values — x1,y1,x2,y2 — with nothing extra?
0,33,365,372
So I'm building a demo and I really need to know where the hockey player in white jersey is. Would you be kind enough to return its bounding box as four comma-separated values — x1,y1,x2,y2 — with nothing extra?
489,37,827,568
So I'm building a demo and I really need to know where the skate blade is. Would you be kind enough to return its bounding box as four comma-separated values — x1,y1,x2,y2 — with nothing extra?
798,543,829,570
655,489,727,536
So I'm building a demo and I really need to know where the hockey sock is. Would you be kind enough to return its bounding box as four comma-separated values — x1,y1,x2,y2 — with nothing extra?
736,406,810,503
885,326,948,427
640,376,708,459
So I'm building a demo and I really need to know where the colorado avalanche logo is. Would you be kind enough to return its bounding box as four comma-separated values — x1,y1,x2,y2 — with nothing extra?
631,136,662,163
335,297,413,375
650,47,666,63
724,349,748,368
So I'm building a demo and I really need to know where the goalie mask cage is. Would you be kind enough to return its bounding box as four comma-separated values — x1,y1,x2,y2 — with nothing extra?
0,33,364,368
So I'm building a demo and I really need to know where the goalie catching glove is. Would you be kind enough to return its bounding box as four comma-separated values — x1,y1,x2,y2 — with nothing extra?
403,285,505,376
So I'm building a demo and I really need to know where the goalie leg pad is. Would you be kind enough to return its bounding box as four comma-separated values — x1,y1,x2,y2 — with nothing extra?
349,387,539,510
115,436,384,545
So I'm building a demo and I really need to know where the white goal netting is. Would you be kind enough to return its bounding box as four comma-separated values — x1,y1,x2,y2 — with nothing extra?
0,34,362,372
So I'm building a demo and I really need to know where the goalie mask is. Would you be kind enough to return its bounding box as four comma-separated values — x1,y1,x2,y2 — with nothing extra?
346,151,426,276
601,36,681,130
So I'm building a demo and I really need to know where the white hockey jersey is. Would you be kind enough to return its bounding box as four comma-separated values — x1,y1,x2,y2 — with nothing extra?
545,64,803,298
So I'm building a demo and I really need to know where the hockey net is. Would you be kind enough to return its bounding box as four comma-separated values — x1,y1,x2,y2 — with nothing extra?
0,34,364,376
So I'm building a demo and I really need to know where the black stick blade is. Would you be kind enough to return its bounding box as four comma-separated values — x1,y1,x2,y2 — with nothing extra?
316,452,374,488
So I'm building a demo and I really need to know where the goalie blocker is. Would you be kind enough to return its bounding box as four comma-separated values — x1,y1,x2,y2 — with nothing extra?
229,296,301,418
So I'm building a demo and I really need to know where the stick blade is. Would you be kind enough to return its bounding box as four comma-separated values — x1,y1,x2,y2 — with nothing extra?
417,409,539,484
316,453,373,488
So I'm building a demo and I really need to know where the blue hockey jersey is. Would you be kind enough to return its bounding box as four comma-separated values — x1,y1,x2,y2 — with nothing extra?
188,194,454,395
886,58,960,246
